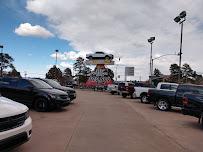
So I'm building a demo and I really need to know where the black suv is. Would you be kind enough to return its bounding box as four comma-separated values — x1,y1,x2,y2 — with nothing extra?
35,78,76,101
0,77,70,111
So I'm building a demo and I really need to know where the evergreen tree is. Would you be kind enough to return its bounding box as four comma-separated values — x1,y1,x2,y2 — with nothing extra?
46,65,63,83
169,63,181,82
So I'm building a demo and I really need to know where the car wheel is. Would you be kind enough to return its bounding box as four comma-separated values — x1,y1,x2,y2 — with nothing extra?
105,56,110,60
111,92,115,95
156,99,170,111
200,113,203,128
122,93,127,98
140,94,149,103
34,98,49,112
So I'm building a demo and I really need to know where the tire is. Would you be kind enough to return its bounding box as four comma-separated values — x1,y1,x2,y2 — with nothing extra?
201,113,203,128
34,98,49,112
140,94,149,103
156,99,170,111
105,56,110,60
111,92,115,95
122,93,127,98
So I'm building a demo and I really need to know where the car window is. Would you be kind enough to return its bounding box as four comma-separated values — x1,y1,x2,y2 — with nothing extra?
177,85,199,97
29,79,52,89
0,78,18,87
129,83,134,87
17,80,33,89
44,79,61,87
190,86,203,95
160,84,170,90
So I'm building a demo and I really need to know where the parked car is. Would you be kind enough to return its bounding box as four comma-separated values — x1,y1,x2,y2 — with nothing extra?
107,82,119,95
0,96,32,151
34,78,76,102
138,82,178,103
182,85,203,127
86,52,114,60
147,84,203,111
121,82,135,98
133,82,155,103
0,77,70,111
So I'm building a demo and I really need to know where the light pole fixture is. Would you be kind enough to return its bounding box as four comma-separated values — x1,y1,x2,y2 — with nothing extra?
55,49,59,66
0,45,3,77
148,37,155,80
174,11,186,83
151,53,178,74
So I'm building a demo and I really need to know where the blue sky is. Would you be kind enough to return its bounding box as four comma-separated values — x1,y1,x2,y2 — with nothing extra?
0,0,74,77
1,0,203,80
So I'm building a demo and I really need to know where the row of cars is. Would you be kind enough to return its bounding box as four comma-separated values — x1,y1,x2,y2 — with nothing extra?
108,81,203,127
0,77,76,151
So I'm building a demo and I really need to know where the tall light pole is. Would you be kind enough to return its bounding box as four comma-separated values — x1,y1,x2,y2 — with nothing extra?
0,45,3,77
148,37,155,83
55,49,59,66
115,57,120,81
174,11,186,83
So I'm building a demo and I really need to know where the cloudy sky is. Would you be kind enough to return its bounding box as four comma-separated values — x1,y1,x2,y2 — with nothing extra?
1,0,203,80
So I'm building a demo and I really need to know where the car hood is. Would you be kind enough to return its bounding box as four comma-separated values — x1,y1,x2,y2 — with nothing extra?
60,86,75,92
51,85,75,92
39,88,68,95
0,96,28,118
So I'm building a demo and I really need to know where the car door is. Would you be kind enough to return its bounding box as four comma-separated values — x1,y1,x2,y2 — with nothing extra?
176,85,193,106
14,79,35,106
0,78,19,101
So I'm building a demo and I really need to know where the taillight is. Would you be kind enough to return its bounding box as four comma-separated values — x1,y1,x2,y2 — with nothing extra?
182,97,189,105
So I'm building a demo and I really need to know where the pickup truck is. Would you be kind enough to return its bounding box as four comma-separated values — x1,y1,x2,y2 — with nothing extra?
134,82,177,103
147,84,202,111
107,82,119,95
182,86,203,127
121,82,135,98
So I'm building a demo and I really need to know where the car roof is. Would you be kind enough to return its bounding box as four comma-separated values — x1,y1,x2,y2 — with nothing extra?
158,82,178,85
180,83,203,87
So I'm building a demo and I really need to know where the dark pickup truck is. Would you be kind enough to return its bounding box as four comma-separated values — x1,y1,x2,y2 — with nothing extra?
182,86,203,127
147,84,203,111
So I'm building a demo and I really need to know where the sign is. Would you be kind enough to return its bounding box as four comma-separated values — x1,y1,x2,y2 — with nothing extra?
125,67,134,76
86,60,114,65
86,65,113,86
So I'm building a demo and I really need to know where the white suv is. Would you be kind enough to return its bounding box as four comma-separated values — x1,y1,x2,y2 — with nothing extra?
0,96,32,151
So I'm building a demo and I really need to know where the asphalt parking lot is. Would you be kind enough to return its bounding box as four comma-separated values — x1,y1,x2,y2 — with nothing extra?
14,90,203,152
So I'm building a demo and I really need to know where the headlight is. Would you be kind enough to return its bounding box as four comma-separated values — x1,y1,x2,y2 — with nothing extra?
25,110,29,120
49,94,63,100
49,94,57,99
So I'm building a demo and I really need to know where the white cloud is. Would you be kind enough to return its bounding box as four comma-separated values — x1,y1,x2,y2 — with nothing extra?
15,23,54,38
50,50,89,61
60,62,73,69
26,0,203,80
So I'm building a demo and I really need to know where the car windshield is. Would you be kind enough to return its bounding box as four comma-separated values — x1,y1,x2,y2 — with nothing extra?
191,86,203,94
30,79,52,89
45,79,62,88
